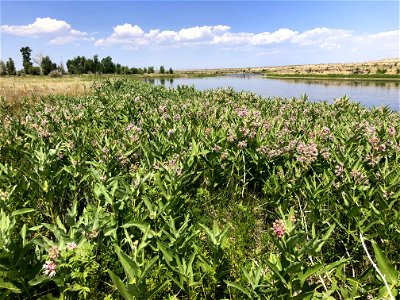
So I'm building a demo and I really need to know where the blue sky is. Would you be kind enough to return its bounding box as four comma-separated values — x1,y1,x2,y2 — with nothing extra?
1,1,399,70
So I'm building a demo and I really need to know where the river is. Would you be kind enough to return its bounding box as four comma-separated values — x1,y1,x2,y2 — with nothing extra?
143,74,400,111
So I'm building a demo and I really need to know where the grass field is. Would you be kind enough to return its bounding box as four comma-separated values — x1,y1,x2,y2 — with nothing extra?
0,79,399,299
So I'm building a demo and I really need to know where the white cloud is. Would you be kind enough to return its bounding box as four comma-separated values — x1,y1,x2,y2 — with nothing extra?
1,17,91,45
292,27,352,48
95,24,363,50
113,23,144,37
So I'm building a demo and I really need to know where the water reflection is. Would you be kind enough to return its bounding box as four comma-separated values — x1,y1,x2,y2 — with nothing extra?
142,75,400,111
283,78,399,89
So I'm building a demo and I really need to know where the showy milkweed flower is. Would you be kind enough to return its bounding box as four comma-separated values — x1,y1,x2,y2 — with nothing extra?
388,127,396,137
335,163,344,177
67,242,77,250
43,261,57,277
238,140,247,149
48,246,60,260
272,220,286,238
167,129,175,136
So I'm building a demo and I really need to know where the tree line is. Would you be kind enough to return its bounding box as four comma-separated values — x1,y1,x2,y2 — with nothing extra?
0,46,173,76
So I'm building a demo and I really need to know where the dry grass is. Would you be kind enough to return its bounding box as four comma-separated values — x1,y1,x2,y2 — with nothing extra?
0,76,94,114
0,76,92,102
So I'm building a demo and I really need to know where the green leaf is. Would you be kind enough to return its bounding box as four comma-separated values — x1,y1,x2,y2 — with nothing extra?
0,281,22,293
11,208,35,217
108,270,133,300
225,280,253,298
157,242,173,263
371,240,399,285
147,280,169,299
28,275,50,286
115,245,140,283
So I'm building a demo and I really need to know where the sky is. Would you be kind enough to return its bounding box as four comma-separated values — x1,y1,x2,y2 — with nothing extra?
1,1,399,70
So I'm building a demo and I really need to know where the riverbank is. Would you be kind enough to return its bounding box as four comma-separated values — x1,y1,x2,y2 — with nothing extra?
178,58,400,80
263,73,400,81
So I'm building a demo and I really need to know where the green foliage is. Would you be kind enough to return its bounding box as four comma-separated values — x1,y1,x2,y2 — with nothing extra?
0,79,399,298
41,56,57,76
20,46,32,74
5,58,16,76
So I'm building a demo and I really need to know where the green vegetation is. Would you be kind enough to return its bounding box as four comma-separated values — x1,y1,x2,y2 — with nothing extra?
263,73,400,80
0,46,173,77
1,80,399,299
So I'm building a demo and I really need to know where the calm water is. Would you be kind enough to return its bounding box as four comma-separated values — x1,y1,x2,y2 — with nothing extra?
144,74,400,111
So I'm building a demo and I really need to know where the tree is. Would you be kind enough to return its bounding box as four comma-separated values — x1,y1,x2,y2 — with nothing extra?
20,46,32,74
41,56,56,75
101,56,115,74
169,67,173,74
93,55,101,73
147,66,155,74
159,66,165,74
6,58,17,75
0,60,6,76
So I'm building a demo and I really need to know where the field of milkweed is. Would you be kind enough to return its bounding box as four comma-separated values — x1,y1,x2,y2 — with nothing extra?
1,79,399,299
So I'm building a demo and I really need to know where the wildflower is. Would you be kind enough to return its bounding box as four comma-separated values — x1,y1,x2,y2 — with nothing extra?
388,127,396,137
320,148,331,160
48,245,60,260
238,140,247,149
212,144,221,152
272,220,286,238
125,123,135,131
289,215,297,223
335,163,344,177
296,142,318,164
227,130,236,142
173,114,181,122
221,151,229,160
167,129,175,136
43,261,57,277
67,242,77,250
0,190,9,199
350,169,369,185
236,107,248,118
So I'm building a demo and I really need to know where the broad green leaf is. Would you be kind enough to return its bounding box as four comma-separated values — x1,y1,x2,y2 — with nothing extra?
0,281,22,293
108,270,133,300
11,208,35,217
225,280,253,298
29,275,50,286
371,240,399,284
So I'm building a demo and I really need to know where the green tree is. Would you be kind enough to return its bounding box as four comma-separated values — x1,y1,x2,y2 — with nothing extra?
41,56,56,75
101,56,115,74
147,66,155,74
169,67,173,74
93,55,102,73
159,65,165,74
6,58,17,75
20,46,32,74
0,60,6,76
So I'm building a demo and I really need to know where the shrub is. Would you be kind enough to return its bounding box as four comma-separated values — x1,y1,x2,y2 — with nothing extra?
48,70,63,77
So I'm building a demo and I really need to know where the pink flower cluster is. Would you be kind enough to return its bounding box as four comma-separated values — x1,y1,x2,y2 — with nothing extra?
43,261,57,277
296,142,318,164
272,220,286,238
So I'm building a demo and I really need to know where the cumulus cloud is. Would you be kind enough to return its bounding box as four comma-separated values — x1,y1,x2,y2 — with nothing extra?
1,17,92,45
95,24,368,50
291,27,352,48
95,25,232,47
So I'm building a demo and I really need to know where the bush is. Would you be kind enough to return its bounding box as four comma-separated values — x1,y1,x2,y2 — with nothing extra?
29,66,41,75
48,70,63,77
